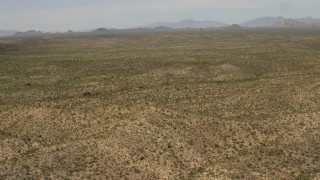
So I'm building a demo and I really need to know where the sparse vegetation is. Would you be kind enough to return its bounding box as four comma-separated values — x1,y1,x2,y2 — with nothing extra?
0,29,319,179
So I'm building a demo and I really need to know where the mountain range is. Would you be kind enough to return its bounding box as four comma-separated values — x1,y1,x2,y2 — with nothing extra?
241,16,320,27
241,16,286,27
142,19,228,29
144,17,320,29
1,17,320,37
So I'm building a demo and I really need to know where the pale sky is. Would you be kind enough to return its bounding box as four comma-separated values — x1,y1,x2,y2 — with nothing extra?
1,0,320,31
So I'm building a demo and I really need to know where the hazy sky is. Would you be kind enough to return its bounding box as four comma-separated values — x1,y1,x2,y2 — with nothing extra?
1,0,320,31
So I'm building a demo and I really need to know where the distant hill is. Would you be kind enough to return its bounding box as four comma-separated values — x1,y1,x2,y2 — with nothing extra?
294,17,320,25
0,30,17,37
14,30,43,36
241,16,286,27
153,26,173,30
242,16,320,27
274,19,320,28
91,28,109,32
230,24,241,28
143,19,228,29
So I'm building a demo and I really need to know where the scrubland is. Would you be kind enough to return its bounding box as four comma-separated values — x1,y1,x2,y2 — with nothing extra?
0,30,319,179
